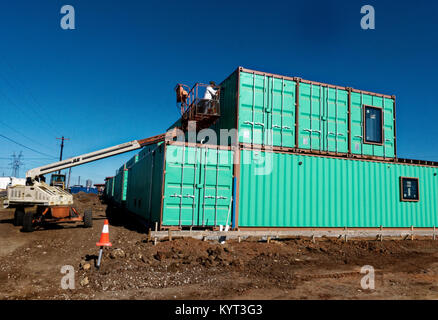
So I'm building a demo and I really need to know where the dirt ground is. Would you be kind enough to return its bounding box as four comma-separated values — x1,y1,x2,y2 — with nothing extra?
1,193,438,300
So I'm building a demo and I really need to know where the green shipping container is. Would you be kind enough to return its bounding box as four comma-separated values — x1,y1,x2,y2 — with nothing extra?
238,149,438,228
126,142,165,222
126,143,234,227
104,178,111,198
213,67,395,159
105,177,114,199
113,168,128,204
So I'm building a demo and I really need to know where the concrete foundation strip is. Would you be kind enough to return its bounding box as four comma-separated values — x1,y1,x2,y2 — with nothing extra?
148,229,438,242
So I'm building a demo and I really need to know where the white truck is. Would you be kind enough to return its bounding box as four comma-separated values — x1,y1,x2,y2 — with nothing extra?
4,134,165,232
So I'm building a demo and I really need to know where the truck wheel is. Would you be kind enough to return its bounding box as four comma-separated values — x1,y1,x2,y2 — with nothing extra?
22,212,34,232
83,209,92,228
14,207,25,226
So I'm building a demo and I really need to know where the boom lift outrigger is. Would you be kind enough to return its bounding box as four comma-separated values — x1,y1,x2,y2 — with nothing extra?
4,134,165,232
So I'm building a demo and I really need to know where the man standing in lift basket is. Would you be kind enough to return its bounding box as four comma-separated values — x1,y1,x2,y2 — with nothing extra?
201,81,219,114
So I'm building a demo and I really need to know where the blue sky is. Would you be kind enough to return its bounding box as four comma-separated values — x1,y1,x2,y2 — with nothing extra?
0,0,437,184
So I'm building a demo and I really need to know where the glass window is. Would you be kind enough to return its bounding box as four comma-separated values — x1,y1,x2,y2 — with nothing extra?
401,177,419,201
364,106,383,144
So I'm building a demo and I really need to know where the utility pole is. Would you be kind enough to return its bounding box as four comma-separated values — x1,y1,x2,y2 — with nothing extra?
56,136,69,174
67,168,71,189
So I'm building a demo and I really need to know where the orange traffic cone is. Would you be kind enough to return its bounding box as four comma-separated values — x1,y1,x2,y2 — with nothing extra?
96,219,112,247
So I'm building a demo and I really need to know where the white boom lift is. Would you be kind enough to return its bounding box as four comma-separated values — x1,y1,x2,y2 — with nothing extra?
4,134,165,232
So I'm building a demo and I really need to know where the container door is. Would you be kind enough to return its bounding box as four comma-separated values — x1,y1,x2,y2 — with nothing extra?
197,147,234,227
299,84,348,153
163,145,234,227
298,83,324,151
270,77,296,148
163,145,201,226
325,87,349,153
239,72,266,146
239,72,296,148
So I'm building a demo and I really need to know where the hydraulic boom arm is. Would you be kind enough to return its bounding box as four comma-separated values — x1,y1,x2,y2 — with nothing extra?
26,134,166,181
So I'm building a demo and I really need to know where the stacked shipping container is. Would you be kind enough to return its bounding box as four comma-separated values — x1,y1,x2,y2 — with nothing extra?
104,176,114,199
105,66,438,230
238,150,438,228
215,67,396,158
126,142,234,228
113,164,127,204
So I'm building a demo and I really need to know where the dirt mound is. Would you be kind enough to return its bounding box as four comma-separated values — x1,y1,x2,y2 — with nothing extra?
72,193,104,215
74,192,99,203
78,238,242,293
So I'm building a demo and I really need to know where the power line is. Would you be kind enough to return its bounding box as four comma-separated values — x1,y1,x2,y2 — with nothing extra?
0,56,63,136
0,157,53,160
0,133,57,159
0,82,59,136
0,88,61,147
0,87,60,140
0,118,57,153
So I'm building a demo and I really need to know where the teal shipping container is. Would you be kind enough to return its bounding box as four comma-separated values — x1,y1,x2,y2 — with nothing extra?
113,168,128,204
104,178,111,198
126,142,165,222
212,67,396,159
105,176,114,199
237,149,438,228
126,142,234,228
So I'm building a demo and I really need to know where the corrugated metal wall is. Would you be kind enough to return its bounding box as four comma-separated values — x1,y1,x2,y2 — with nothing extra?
104,179,110,197
108,177,114,198
113,169,124,204
126,142,165,222
238,149,438,228
126,154,139,169
210,70,238,141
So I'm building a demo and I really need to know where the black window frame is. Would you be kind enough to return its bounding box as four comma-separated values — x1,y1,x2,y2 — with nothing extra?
363,105,384,145
400,177,420,202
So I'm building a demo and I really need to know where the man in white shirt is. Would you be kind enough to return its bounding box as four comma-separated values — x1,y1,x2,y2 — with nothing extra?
200,81,218,114
204,81,218,100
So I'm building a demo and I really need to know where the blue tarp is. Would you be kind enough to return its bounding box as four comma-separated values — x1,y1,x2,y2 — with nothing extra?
70,186,98,194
